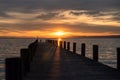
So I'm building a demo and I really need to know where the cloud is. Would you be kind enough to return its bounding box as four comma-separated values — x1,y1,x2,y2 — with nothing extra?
0,9,120,33
36,12,58,20
0,0,120,21
0,0,120,12
0,0,120,37
65,24,120,34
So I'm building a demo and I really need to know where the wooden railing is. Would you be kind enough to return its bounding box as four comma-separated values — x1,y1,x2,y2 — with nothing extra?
47,40,120,69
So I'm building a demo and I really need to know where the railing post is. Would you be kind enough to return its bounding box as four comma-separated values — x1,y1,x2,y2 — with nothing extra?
81,43,86,56
54,40,56,45
67,42,70,51
117,48,120,69
51,40,53,44
56,40,58,46
5,57,22,80
20,48,30,75
64,41,66,49
60,41,62,48
93,45,99,61
73,42,76,53
52,40,54,44
54,40,57,46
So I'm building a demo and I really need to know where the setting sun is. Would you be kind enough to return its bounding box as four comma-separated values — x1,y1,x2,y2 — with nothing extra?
55,31,65,36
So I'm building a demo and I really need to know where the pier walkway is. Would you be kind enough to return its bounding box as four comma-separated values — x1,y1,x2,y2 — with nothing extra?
23,42,120,80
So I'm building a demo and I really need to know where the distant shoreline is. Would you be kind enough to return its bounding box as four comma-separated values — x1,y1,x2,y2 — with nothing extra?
0,35,120,39
68,35,120,38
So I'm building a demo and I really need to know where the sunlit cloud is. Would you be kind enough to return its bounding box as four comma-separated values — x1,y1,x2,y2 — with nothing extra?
1,10,120,27
5,11,46,20
0,30,56,38
45,10,120,27
0,0,119,37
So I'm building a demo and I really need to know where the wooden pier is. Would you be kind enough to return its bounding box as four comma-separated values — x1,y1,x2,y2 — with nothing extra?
5,40,120,80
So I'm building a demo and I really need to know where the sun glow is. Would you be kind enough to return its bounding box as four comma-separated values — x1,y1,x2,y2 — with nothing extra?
55,31,65,36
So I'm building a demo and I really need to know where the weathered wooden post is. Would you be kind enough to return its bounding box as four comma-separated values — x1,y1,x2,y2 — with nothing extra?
93,45,99,61
54,40,56,46
52,40,54,45
52,40,53,44
117,48,120,69
5,57,22,80
64,41,66,49
62,41,64,48
81,43,86,56
54,40,56,45
52,40,54,44
67,42,70,51
20,48,30,75
51,40,52,44
73,42,76,53
51,40,54,44
56,40,58,46
28,43,34,60
60,41,62,48
28,40,38,59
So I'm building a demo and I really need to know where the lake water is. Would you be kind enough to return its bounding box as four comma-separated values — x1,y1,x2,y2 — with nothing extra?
0,38,120,80
0,38,36,80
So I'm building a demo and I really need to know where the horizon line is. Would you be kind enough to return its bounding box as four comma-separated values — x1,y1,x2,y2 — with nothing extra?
0,35,120,39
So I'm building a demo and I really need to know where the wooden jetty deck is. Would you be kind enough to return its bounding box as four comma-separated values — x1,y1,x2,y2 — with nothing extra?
22,42,120,80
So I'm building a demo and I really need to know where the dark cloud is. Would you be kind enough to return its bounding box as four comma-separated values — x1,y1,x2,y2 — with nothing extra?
0,0,119,21
36,12,58,20
0,12,11,18
112,12,120,21
0,0,120,11
70,10,101,17
0,0,119,19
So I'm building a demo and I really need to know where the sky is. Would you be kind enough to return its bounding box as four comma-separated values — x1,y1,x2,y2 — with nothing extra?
0,0,120,38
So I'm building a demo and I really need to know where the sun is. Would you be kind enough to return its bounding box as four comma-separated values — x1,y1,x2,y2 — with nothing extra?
55,31,65,36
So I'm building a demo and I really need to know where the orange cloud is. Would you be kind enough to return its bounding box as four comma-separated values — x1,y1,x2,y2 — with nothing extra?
0,10,120,38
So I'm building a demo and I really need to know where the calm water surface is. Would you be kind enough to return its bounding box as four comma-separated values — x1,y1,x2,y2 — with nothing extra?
0,38,120,80
0,38,36,80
